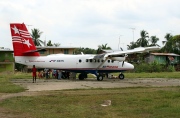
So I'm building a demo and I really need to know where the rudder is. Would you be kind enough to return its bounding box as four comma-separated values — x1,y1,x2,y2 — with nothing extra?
10,23,40,56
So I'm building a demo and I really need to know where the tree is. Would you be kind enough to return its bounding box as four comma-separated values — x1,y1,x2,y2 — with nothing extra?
74,47,96,54
164,33,173,44
31,28,43,46
127,41,138,49
47,40,53,46
54,43,60,47
161,33,173,53
137,30,149,47
171,35,180,54
149,36,159,46
97,43,111,54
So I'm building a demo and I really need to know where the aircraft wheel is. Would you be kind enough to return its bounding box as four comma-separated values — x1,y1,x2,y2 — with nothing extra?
97,75,103,81
119,73,124,80
79,74,85,80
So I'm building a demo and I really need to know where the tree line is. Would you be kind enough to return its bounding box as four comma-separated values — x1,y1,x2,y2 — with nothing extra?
31,28,180,55
31,28,60,47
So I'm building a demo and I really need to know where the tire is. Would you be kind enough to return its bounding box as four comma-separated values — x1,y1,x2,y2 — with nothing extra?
78,74,85,80
97,75,103,81
119,73,124,80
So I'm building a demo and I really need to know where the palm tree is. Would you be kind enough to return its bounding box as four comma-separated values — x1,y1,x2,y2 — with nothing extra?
47,40,53,46
162,33,173,52
137,30,149,47
31,28,43,46
149,36,159,46
54,43,60,47
97,43,111,54
98,43,111,50
163,33,172,45
127,41,138,49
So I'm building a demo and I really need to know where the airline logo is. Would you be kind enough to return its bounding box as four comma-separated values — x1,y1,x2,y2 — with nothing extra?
103,66,118,68
11,25,32,48
49,60,64,62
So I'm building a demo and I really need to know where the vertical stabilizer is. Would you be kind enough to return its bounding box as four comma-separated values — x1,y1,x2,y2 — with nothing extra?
10,23,40,56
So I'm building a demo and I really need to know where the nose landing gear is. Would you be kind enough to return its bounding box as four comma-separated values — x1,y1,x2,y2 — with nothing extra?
118,73,124,80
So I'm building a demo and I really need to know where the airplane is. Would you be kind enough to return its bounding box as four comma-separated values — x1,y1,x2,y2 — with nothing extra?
10,23,160,81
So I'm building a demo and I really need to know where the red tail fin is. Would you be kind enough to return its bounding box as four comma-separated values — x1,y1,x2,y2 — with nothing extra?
10,23,40,56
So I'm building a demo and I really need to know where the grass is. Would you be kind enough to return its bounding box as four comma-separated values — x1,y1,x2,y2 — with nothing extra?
0,73,26,93
1,87,180,118
9,72,32,79
115,72,180,79
0,72,180,117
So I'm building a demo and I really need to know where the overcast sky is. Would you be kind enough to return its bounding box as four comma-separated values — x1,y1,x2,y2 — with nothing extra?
1,0,180,50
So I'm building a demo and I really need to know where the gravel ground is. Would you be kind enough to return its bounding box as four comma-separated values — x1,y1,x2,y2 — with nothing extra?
11,78,180,91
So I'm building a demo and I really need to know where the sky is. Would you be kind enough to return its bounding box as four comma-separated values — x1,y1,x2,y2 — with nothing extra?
1,0,180,50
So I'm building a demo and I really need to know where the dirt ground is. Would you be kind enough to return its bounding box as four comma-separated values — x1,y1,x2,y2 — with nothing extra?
1,78,180,117
11,78,180,91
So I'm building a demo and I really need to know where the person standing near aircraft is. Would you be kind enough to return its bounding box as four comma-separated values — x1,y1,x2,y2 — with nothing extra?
58,70,62,80
32,65,37,83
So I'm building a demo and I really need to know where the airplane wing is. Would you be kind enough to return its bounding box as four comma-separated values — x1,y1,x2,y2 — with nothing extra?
89,46,160,59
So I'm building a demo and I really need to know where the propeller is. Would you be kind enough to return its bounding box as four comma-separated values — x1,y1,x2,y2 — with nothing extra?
120,47,129,67
122,61,125,67
120,47,125,67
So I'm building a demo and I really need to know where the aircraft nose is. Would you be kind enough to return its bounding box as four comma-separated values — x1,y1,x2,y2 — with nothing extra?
122,62,134,70
129,63,134,69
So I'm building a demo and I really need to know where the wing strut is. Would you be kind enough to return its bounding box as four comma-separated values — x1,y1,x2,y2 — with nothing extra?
96,58,108,70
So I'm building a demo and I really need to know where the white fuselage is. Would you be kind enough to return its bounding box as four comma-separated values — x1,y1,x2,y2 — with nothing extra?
15,54,134,73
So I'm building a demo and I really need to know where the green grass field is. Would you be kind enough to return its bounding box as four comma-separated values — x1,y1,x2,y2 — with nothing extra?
0,73,26,93
1,87,180,118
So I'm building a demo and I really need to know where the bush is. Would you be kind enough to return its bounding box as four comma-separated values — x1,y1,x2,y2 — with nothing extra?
167,65,176,72
133,61,171,73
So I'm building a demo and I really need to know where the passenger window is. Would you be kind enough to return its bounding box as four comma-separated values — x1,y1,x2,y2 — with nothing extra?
108,60,110,63
90,59,92,62
86,59,88,62
94,59,96,62
97,59,100,63
79,59,82,63
101,60,104,62
112,60,114,63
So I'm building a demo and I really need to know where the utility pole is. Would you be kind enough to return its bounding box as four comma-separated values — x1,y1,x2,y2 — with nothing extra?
130,28,135,42
118,35,123,50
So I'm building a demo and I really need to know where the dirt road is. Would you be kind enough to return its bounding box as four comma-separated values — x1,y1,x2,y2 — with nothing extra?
11,78,180,91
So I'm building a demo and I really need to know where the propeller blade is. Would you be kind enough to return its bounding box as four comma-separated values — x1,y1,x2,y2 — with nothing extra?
120,47,123,51
122,61,124,67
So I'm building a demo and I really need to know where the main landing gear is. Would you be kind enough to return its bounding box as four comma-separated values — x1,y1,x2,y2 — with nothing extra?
97,74,103,81
118,73,125,80
78,73,125,81
78,73,104,81
78,73,87,80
